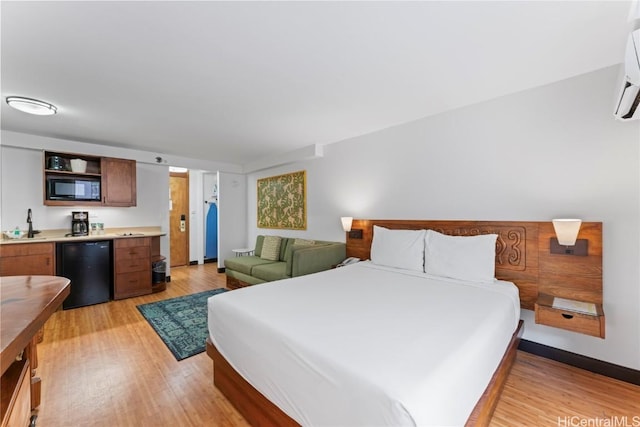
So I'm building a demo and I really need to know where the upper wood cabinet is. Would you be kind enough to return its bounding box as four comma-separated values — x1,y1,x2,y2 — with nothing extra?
43,151,137,207
102,157,137,207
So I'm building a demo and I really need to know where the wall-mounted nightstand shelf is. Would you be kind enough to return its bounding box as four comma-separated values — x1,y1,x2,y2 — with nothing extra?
535,293,605,339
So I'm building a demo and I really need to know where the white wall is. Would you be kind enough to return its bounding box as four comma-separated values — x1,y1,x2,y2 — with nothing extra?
247,65,640,370
188,169,205,264
217,171,247,269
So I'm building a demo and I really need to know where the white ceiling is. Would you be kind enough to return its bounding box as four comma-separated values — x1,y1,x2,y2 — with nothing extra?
0,1,633,167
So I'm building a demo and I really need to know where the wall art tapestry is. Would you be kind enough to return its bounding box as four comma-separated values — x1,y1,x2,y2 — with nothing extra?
257,170,307,230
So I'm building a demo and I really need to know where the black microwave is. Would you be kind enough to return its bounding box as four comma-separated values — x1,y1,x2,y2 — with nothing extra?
47,176,101,201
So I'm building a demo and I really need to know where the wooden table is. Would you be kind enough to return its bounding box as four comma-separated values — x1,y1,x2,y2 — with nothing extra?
1,275,70,426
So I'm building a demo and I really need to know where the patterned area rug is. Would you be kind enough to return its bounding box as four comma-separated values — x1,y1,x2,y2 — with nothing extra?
137,288,227,361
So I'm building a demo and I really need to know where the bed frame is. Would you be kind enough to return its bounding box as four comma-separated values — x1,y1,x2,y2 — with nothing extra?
207,219,602,426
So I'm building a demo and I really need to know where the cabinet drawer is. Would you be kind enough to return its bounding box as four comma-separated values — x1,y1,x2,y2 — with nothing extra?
114,271,151,299
115,254,149,274
535,305,604,338
0,254,55,276
0,243,55,276
115,245,150,262
114,237,150,250
0,242,53,257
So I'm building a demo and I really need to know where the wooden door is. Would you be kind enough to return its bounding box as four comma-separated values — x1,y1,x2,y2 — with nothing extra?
169,172,189,267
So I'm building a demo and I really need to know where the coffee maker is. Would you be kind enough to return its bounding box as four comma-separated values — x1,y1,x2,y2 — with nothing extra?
71,211,89,236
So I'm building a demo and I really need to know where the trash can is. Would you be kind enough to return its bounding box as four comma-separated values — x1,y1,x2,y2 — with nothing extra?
152,260,166,284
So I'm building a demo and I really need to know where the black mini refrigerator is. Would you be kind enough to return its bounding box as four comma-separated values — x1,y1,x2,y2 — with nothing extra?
57,241,113,309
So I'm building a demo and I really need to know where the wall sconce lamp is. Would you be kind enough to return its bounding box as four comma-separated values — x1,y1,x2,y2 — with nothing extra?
341,216,362,239
550,219,588,256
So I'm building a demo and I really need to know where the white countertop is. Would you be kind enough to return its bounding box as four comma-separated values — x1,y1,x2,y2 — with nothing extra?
1,226,165,245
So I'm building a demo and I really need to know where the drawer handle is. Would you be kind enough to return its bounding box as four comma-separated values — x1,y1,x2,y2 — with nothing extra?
561,313,574,320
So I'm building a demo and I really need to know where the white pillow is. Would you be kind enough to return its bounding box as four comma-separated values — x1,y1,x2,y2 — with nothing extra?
424,229,497,282
370,226,425,272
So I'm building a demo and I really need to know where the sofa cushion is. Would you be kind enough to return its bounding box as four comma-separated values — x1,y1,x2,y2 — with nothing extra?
225,256,276,276
283,241,326,276
251,236,295,261
251,262,289,282
261,236,282,261
279,238,292,261
283,239,321,262
254,235,265,257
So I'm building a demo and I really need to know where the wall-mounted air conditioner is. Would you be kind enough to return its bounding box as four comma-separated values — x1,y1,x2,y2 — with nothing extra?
614,29,640,121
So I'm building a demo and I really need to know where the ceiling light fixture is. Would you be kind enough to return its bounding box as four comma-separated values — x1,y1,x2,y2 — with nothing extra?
6,96,57,115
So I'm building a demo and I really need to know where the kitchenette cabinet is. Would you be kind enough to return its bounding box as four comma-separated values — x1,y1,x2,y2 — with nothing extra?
43,151,137,207
2,234,165,304
0,242,55,276
113,237,152,299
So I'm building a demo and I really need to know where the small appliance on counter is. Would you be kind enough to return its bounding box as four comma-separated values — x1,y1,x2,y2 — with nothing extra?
47,155,67,171
71,211,89,236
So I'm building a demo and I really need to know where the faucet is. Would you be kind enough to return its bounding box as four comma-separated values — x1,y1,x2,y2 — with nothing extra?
27,208,34,238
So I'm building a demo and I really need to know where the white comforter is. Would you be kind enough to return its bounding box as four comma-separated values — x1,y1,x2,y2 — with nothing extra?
208,261,520,426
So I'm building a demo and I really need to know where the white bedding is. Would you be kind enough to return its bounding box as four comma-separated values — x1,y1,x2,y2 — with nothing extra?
208,261,520,426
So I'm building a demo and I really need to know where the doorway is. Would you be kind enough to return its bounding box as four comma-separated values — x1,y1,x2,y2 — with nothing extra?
204,172,218,262
169,171,189,267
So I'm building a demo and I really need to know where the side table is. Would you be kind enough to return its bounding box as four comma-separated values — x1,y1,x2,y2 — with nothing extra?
232,248,254,257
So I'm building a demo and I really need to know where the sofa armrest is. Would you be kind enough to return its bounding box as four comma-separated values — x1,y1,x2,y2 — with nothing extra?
291,243,346,277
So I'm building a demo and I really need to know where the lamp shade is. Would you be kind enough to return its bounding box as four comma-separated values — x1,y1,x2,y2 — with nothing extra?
341,217,353,232
552,219,582,246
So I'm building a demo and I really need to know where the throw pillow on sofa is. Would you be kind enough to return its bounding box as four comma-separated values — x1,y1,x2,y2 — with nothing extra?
261,236,282,261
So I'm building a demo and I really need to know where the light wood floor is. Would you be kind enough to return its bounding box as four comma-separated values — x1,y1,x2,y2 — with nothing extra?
35,263,640,426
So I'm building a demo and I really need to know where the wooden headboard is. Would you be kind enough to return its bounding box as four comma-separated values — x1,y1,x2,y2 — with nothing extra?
345,219,602,310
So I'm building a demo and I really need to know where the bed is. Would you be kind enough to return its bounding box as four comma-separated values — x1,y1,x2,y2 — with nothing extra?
206,220,557,426
209,260,521,426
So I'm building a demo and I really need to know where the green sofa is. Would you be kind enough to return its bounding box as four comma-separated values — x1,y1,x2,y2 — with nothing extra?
225,235,346,288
